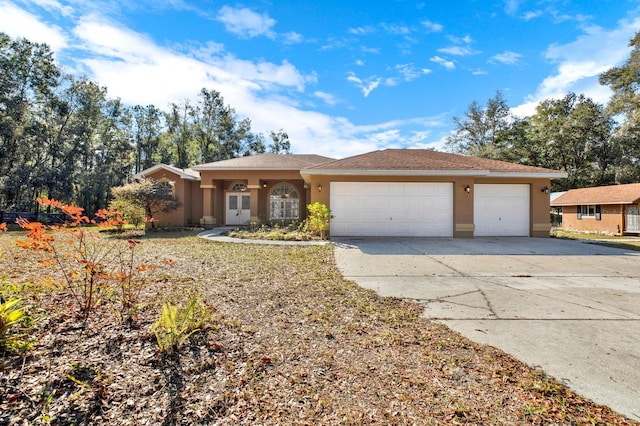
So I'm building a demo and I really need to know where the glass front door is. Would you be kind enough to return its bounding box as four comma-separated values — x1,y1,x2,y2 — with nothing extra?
226,192,251,225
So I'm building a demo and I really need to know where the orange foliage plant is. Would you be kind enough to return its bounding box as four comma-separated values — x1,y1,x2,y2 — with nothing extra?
14,197,172,325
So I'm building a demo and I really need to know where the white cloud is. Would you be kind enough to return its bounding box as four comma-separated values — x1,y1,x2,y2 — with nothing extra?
439,34,477,56
381,23,411,35
29,0,74,17
504,0,521,16
349,25,375,35
216,6,276,39
314,91,338,106
430,56,455,70
421,20,443,33
0,1,68,51
186,40,225,61
490,50,522,65
438,46,476,56
512,15,640,117
282,31,303,44
361,46,381,54
523,10,542,20
346,72,381,97
448,34,473,44
395,63,431,81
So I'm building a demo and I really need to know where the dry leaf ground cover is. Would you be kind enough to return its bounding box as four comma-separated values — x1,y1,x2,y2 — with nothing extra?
0,230,636,425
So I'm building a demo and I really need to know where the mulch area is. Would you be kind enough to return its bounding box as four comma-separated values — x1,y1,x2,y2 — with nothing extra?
0,231,636,425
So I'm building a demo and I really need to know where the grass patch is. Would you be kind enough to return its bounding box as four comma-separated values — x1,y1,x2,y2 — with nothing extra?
552,228,640,251
0,231,635,424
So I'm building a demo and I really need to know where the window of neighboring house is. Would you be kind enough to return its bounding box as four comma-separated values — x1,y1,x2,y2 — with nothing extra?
577,204,601,220
269,184,299,220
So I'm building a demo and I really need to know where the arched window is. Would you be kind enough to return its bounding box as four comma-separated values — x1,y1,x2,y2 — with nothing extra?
230,182,247,192
269,184,299,220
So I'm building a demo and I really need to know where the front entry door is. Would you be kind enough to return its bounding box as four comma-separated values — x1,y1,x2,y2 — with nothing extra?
625,205,640,232
226,192,251,225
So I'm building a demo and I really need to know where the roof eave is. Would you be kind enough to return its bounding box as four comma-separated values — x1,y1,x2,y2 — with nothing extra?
301,169,489,176
485,171,568,179
552,200,638,206
192,166,303,171
136,165,200,181
301,169,566,177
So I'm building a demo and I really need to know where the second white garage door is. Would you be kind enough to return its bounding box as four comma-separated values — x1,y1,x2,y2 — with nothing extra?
330,182,453,237
474,184,530,236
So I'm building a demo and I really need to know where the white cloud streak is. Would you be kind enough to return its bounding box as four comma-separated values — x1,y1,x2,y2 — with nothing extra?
512,15,640,117
490,50,522,65
430,56,455,70
216,6,276,39
0,1,68,51
421,20,443,33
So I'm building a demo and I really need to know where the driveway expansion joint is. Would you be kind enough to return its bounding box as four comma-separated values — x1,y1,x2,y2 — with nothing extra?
332,237,640,419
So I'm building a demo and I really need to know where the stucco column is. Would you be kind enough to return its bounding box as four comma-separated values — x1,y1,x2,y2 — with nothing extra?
200,185,216,227
454,178,475,238
248,186,260,223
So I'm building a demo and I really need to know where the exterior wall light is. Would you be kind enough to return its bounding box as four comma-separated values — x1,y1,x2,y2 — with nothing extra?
262,182,267,188
541,186,550,194
317,184,322,192
464,185,471,193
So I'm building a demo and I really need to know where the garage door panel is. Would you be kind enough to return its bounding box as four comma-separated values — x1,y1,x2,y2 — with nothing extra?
474,184,529,237
330,182,453,237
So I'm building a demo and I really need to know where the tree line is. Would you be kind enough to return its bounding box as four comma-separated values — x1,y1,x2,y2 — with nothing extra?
446,32,640,192
3,31,639,214
0,32,290,214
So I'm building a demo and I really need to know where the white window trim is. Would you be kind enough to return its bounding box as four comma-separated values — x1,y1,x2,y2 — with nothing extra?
269,183,299,220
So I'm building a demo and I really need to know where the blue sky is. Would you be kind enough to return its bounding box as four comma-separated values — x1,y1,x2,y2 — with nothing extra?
1,0,639,158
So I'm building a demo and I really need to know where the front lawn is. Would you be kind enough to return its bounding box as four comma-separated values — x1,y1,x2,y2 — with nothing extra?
0,231,635,424
552,228,640,252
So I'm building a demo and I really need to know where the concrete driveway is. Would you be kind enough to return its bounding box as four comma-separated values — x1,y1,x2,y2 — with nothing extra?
333,237,640,421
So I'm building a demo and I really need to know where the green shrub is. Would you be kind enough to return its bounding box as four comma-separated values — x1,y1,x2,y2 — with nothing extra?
109,198,145,229
0,298,30,351
306,202,333,239
152,296,210,353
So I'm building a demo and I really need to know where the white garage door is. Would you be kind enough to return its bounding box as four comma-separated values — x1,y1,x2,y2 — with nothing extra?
474,184,530,236
330,182,453,237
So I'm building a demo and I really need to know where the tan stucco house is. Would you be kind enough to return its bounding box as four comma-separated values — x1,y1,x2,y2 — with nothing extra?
137,149,567,238
551,183,640,235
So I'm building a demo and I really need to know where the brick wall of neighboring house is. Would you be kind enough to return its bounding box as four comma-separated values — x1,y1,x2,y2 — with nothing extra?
560,204,623,235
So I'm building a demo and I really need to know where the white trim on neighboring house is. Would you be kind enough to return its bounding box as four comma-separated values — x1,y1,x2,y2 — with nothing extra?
135,164,200,181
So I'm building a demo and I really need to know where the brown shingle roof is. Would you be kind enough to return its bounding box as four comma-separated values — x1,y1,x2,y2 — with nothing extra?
192,153,334,170
303,149,566,176
135,164,200,181
550,183,640,206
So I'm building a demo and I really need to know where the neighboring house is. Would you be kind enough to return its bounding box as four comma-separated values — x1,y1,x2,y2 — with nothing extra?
550,183,640,235
137,149,566,237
